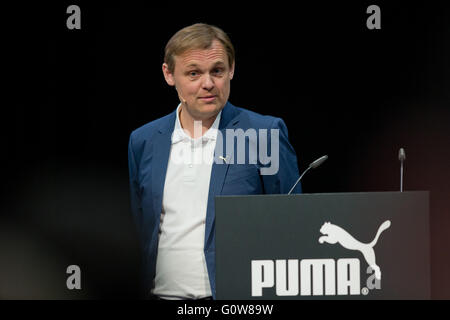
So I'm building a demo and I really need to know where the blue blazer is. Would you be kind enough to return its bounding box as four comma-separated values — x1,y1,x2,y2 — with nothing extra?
128,102,301,298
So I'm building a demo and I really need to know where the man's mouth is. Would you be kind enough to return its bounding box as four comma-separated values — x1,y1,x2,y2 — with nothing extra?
199,95,217,102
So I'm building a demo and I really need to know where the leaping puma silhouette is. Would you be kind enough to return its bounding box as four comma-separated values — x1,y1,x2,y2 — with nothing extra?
318,221,391,280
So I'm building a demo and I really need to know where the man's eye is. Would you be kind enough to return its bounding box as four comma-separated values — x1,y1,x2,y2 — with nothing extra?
189,71,198,77
213,68,224,75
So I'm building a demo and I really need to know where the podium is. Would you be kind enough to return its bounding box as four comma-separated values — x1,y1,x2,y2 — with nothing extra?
215,191,430,299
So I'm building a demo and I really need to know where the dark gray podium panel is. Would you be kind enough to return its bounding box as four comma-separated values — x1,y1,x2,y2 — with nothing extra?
215,192,430,300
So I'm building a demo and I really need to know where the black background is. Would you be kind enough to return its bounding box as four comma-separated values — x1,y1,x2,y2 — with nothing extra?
2,1,449,299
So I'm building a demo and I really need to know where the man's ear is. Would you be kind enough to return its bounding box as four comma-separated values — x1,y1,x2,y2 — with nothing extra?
229,61,235,80
162,63,175,86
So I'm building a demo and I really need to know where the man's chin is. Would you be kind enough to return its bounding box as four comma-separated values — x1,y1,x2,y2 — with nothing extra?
194,102,224,118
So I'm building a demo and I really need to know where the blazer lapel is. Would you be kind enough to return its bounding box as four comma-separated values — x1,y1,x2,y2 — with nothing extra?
152,110,176,217
204,102,240,247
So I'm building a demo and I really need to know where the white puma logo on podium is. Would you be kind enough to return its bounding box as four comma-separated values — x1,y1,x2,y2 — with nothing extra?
319,220,391,280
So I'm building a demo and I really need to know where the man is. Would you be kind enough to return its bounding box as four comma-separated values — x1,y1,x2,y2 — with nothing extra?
128,23,301,300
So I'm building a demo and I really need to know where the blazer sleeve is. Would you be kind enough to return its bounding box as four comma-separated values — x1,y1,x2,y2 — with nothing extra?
260,118,302,194
128,132,144,243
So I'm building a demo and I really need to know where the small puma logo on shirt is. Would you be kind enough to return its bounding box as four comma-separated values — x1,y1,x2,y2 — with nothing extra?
319,220,391,280
219,156,228,163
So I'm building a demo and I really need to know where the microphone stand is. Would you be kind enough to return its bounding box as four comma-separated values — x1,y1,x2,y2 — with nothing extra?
288,166,311,195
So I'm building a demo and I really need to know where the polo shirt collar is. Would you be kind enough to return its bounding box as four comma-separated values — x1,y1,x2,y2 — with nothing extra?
171,104,222,145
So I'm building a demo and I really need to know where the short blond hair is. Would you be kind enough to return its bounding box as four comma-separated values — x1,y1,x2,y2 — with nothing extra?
164,23,235,74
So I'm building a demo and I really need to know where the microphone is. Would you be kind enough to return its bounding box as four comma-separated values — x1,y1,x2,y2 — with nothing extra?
398,148,406,192
310,155,328,169
175,86,187,104
288,155,328,195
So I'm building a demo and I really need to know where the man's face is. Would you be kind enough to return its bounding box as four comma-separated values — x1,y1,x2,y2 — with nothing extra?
163,40,234,121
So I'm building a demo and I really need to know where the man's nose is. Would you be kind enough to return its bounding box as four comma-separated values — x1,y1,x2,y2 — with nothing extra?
202,74,215,91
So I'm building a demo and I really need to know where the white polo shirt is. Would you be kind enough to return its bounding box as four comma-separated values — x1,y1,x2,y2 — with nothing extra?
152,104,221,299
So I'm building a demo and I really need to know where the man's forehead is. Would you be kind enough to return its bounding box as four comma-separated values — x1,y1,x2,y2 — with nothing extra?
177,41,228,68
